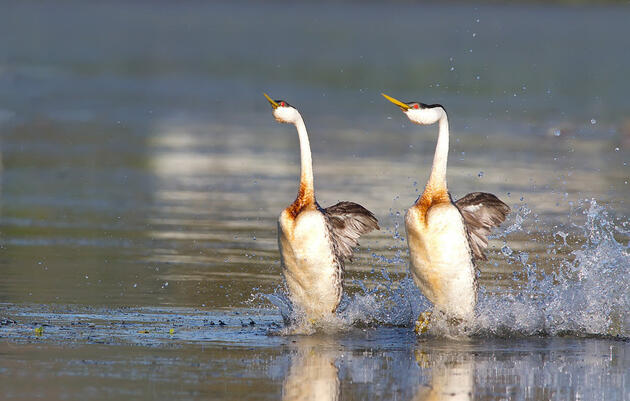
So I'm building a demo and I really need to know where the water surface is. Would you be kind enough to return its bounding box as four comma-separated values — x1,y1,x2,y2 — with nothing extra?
1,2,629,400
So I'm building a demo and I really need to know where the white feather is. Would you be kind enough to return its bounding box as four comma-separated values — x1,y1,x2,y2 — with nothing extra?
406,203,476,320
278,209,341,320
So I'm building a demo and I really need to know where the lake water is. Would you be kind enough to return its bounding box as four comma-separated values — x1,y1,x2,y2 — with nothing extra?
0,2,629,400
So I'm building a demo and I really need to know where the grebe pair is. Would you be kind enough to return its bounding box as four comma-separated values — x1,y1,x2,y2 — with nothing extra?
264,93,509,330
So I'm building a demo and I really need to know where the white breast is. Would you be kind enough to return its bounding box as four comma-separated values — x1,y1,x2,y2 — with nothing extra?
278,209,341,321
405,203,476,319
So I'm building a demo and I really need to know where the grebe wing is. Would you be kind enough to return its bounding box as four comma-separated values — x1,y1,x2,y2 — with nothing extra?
323,201,379,261
455,192,510,261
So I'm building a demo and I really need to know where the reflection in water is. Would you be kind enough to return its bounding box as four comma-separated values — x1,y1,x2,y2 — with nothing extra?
414,348,474,401
274,336,629,400
283,336,340,401
0,306,628,400
0,2,629,399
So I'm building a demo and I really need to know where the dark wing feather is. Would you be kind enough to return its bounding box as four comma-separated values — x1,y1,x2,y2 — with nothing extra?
323,201,379,261
455,192,510,261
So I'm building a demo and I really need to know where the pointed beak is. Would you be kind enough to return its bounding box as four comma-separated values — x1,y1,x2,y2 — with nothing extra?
263,93,279,109
381,93,410,111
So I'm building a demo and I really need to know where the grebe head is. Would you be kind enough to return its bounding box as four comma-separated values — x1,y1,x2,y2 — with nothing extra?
264,93,300,124
382,93,446,125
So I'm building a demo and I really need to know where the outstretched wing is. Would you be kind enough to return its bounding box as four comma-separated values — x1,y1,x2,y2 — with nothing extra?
323,201,379,261
455,192,510,261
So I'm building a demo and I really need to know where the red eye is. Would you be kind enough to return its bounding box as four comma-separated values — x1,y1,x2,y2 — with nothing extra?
280,101,285,107
413,104,419,109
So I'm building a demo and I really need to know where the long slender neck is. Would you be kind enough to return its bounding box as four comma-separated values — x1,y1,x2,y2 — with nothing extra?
426,113,449,191
294,115,315,204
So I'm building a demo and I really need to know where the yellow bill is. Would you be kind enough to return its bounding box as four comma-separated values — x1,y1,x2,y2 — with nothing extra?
263,93,279,109
381,93,410,110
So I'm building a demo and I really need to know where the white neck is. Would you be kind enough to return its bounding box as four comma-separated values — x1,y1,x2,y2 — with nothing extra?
427,113,449,190
294,115,314,197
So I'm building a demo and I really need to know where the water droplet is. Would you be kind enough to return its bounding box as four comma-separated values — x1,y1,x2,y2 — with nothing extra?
554,231,568,246
133,283,137,288
476,18,480,22
590,119,597,125
553,129,561,137
450,67,455,71
85,275,89,279
476,76,480,80
472,33,477,37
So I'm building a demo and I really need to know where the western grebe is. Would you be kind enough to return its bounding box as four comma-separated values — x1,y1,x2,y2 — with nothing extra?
382,93,509,331
264,94,379,324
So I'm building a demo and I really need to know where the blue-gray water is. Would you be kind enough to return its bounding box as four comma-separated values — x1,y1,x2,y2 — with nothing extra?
1,2,629,400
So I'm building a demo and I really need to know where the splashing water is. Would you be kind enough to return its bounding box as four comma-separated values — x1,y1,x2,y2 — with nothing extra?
259,277,429,335
258,271,429,335
260,200,629,338
474,200,629,338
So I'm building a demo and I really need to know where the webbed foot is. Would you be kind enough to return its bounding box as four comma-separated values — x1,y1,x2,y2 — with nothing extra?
414,311,432,335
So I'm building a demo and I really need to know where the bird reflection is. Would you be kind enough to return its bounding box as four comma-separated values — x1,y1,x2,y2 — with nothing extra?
413,347,474,401
283,336,340,401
